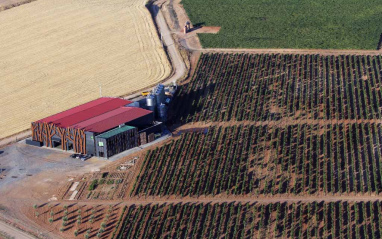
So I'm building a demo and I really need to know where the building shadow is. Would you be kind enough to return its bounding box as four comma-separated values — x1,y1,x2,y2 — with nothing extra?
377,33,382,50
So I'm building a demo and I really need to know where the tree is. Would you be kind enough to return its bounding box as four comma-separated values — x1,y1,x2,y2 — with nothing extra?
84,229,90,239
50,210,54,217
35,212,39,218
33,204,38,209
59,227,64,232
49,218,53,224
74,230,79,237
101,222,106,229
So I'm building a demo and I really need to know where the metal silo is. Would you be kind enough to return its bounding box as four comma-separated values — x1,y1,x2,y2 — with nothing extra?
159,103,167,122
154,84,165,105
146,94,156,114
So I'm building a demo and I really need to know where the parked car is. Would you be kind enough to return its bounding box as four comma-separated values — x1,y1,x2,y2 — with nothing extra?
70,154,80,159
80,154,91,161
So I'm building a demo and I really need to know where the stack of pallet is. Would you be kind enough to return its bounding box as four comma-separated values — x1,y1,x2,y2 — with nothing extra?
147,133,155,143
139,132,147,145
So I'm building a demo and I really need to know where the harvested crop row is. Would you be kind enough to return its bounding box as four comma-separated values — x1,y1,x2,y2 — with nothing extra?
0,0,171,139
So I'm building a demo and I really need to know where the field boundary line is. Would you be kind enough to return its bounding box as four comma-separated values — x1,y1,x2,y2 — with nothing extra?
61,194,382,206
0,130,31,149
201,48,382,56
0,0,37,12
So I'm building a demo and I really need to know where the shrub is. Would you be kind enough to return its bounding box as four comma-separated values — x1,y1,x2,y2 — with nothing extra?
89,179,98,191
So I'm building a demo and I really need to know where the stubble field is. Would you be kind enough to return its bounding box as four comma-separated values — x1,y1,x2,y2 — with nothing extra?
0,0,171,139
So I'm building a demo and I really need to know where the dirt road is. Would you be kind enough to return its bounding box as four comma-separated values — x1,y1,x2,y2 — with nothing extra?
123,3,186,100
64,193,382,208
0,220,35,239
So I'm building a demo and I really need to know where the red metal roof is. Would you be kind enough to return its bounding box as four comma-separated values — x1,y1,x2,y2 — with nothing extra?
71,107,152,133
37,97,132,127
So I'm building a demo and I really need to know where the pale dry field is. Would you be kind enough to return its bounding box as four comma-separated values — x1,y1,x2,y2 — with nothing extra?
0,0,171,139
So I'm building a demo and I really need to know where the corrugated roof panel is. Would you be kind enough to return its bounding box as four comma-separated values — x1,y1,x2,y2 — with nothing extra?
36,98,133,128
72,107,152,133
37,98,113,123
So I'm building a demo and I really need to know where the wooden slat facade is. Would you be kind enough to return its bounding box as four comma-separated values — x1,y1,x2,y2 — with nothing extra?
31,122,86,154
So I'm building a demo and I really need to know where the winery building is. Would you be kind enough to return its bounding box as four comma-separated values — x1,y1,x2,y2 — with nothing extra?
30,97,162,158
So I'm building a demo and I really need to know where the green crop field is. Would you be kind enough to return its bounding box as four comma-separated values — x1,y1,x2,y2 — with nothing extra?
182,0,382,49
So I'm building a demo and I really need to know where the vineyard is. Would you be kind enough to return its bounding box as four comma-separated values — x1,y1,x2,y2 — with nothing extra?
31,203,124,239
25,52,382,237
131,123,382,197
170,53,382,124
115,201,382,239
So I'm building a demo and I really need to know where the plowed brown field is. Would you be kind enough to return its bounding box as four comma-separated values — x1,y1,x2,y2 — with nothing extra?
0,0,170,139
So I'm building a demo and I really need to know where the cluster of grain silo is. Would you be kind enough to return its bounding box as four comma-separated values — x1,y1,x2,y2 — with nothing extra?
146,84,168,122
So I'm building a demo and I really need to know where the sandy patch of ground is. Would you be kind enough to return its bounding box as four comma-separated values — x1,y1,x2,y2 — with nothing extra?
191,26,221,34
0,142,110,238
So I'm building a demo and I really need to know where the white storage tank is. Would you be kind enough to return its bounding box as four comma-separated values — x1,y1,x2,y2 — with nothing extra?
146,94,156,115
146,94,156,107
